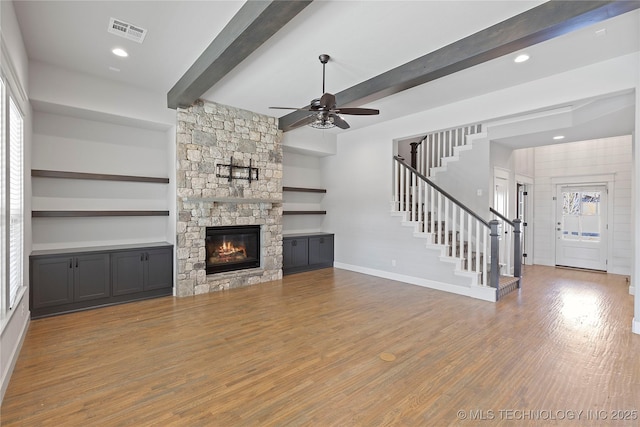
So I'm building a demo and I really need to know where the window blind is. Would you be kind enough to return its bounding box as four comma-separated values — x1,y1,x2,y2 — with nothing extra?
8,97,23,308
0,78,5,312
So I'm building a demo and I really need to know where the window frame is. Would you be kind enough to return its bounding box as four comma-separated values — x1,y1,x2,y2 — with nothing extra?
0,69,26,327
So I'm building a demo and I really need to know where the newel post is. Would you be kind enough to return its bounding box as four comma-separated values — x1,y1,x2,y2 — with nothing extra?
410,142,419,169
513,219,522,285
489,220,500,290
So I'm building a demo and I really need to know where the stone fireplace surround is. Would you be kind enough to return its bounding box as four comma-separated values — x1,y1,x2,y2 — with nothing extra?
176,100,283,297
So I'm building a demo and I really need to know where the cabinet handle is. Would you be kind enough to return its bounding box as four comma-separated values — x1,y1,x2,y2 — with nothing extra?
145,253,149,261
320,238,324,244
292,240,297,247
69,258,73,269
75,259,78,268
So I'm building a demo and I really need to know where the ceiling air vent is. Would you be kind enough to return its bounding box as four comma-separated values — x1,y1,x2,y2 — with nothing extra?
108,17,147,43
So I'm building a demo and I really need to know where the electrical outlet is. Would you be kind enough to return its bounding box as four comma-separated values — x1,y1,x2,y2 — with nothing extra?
391,259,397,267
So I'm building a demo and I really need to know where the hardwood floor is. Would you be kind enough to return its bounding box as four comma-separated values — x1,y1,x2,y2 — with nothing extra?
2,266,639,426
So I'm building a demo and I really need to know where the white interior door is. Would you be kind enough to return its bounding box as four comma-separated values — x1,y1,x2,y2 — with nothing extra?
494,170,510,273
555,185,608,271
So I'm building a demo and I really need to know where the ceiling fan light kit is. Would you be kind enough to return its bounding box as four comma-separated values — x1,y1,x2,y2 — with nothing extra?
270,54,380,130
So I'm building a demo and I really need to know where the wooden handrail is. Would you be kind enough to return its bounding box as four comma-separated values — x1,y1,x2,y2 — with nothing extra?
394,156,489,228
489,207,514,227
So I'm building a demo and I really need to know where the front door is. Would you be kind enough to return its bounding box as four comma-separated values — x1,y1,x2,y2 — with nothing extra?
555,185,607,271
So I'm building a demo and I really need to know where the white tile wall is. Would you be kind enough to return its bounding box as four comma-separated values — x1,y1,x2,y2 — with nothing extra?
533,135,632,274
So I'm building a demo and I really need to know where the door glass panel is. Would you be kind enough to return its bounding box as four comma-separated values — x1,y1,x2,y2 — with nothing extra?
561,190,601,242
581,191,601,240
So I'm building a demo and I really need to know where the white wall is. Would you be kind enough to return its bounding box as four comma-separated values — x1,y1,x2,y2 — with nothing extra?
490,141,518,220
321,53,638,295
27,60,176,254
532,136,632,275
29,61,175,128
1,0,31,403
31,111,172,250
282,151,327,234
430,134,492,219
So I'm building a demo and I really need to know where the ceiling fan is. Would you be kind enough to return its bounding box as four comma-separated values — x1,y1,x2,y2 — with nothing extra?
270,54,380,130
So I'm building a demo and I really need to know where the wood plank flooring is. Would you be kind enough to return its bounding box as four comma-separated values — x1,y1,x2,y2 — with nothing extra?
2,265,639,426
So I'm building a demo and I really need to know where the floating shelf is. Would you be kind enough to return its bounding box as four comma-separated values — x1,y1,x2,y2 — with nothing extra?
283,210,327,215
32,210,170,218
182,197,281,204
283,186,327,193
31,169,169,184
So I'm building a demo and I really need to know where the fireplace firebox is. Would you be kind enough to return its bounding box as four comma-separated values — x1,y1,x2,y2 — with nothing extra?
205,225,260,274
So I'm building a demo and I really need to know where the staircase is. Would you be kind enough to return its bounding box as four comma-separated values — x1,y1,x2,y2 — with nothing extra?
392,125,521,301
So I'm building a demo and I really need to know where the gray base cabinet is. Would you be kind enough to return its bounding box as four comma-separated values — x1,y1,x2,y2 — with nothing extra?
30,243,173,318
283,233,334,275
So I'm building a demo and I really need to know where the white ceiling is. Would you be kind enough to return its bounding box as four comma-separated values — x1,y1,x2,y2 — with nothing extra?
13,1,640,147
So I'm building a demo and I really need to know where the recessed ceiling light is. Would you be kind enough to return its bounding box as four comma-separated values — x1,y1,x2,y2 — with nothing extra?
514,54,530,63
112,48,128,58
553,135,565,140
108,66,121,72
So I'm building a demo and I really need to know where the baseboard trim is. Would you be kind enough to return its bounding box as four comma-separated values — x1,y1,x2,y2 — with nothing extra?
629,285,635,296
333,262,496,302
633,318,640,335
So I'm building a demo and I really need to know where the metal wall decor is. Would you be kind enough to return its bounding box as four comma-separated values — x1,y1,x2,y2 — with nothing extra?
216,157,259,183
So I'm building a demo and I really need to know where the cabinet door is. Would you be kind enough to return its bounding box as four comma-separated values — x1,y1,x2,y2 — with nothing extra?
31,256,74,309
283,238,309,269
144,248,173,291
74,253,110,302
111,251,145,296
309,235,334,266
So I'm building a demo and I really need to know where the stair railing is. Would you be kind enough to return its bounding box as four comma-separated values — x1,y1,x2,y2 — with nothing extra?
393,156,493,287
489,207,522,283
410,124,483,178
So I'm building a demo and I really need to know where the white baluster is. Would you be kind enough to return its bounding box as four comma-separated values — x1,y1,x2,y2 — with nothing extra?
451,204,457,258
467,214,472,272
459,209,465,261
411,171,417,221
430,186,435,236
405,168,410,213
400,163,405,212
475,218,480,273
436,192,442,244
482,226,488,286
418,176,423,232
394,159,398,210
444,195,450,248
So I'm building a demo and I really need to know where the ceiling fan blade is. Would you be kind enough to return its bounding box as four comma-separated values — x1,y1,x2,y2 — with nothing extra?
288,114,317,128
320,93,336,109
331,114,350,130
335,107,380,115
269,106,311,111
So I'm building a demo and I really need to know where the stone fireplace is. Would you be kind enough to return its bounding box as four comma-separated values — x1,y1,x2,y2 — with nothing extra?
176,100,283,296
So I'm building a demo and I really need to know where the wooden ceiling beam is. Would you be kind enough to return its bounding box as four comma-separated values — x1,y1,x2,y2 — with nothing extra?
167,0,313,110
278,1,640,132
